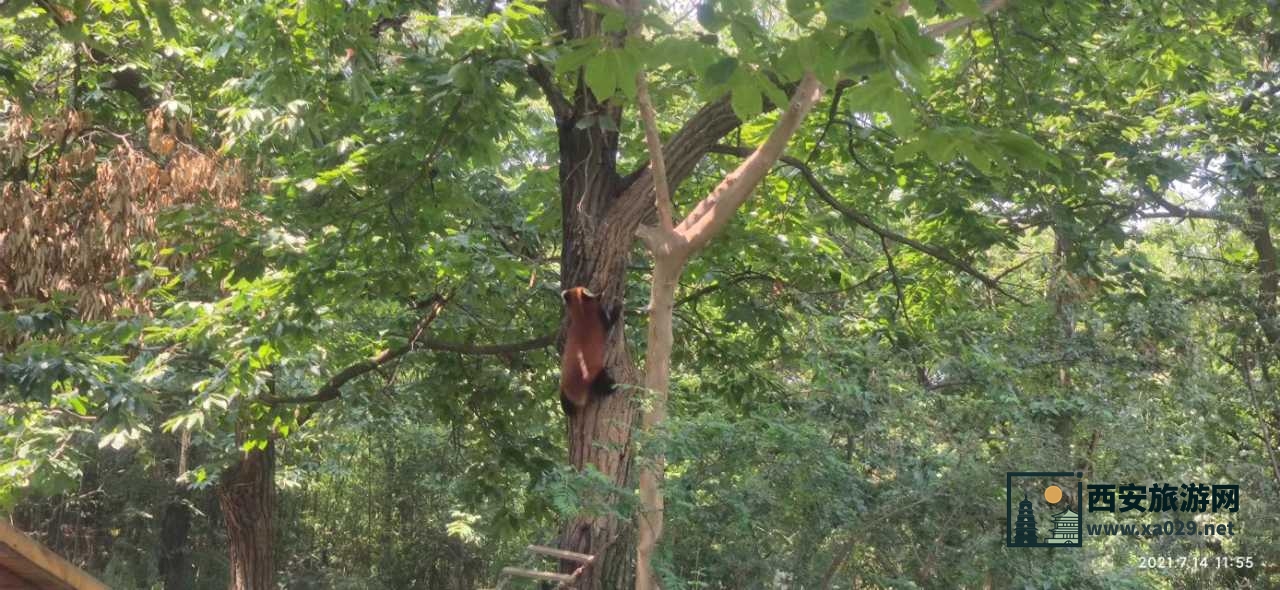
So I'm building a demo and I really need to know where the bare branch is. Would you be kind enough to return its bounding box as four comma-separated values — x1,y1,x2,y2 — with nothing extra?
263,297,446,405
674,72,824,255
626,0,674,231
636,71,674,230
880,235,910,322
806,82,847,163
675,271,778,307
265,333,554,406
709,144,1026,303
1145,191,1239,224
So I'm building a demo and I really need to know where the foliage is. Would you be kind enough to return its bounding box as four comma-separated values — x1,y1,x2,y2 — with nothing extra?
2,0,1280,588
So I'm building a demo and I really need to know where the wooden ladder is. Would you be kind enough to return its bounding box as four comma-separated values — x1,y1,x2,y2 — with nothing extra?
493,544,595,589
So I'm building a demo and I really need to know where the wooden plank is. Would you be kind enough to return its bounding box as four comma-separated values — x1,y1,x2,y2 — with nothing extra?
499,567,575,583
526,545,595,564
0,522,109,590
0,564,39,590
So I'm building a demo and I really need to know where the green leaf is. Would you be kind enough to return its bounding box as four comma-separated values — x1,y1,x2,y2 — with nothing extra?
730,77,762,120
787,0,818,25
949,0,981,18
697,1,729,32
885,95,917,135
825,0,871,23
759,77,790,110
615,50,640,99
992,130,1059,169
706,57,739,85
894,139,925,162
584,53,617,100
909,0,936,19
844,72,898,112
958,142,993,173
776,42,806,81
602,11,626,34
555,42,599,75
146,0,179,39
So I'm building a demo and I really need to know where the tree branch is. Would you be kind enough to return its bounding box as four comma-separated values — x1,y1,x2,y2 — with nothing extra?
635,69,674,230
528,62,573,122
35,0,157,108
609,94,742,229
709,144,1026,303
1144,191,1239,224
880,235,909,322
806,82,847,163
924,0,1011,37
416,334,556,355
263,297,446,405
265,333,554,406
674,271,778,307
264,293,553,406
674,72,823,254
626,0,674,232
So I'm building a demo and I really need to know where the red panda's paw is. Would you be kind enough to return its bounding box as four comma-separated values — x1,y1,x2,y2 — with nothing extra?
589,370,616,398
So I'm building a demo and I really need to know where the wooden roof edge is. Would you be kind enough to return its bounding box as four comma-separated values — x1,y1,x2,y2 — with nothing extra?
0,520,110,590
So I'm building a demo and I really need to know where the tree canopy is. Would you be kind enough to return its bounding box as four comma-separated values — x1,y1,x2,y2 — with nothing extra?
2,0,1280,588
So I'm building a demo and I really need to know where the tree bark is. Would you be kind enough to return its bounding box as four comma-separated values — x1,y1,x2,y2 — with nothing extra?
634,257,680,590
158,496,193,590
217,443,276,590
1244,185,1280,352
155,424,197,590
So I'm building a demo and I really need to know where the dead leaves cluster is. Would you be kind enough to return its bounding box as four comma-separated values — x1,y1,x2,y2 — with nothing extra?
1,107,245,318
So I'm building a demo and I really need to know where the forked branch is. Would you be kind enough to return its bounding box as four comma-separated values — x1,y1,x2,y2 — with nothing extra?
672,71,824,255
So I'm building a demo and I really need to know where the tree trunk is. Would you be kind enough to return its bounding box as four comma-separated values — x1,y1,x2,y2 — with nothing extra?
1049,227,1088,470
156,428,196,590
635,258,680,590
218,443,276,590
1244,185,1280,352
543,3,781,585
158,496,193,590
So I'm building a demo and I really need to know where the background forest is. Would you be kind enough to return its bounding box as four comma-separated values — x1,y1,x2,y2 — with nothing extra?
2,0,1279,588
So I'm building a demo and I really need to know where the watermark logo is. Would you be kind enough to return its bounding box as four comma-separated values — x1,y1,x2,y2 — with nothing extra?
1006,471,1084,548
1005,471,1241,548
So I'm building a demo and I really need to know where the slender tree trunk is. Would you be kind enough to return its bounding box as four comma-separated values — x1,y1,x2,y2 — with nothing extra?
635,258,681,590
1049,227,1094,471
218,443,276,590
158,495,194,590
157,428,196,590
1245,185,1280,352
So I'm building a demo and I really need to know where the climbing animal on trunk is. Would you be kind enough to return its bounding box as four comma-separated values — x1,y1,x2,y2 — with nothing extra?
560,287,617,414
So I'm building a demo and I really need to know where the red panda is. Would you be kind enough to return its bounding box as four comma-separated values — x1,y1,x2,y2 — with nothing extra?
560,286,617,414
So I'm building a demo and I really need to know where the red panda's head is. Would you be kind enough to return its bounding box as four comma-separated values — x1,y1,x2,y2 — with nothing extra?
561,286,597,306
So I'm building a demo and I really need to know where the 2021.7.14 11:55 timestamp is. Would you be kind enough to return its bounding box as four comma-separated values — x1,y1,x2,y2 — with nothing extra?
1138,556,1258,569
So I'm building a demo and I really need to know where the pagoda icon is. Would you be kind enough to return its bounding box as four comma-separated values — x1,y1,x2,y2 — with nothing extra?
1045,508,1080,545
1006,472,1085,549
1012,493,1038,546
